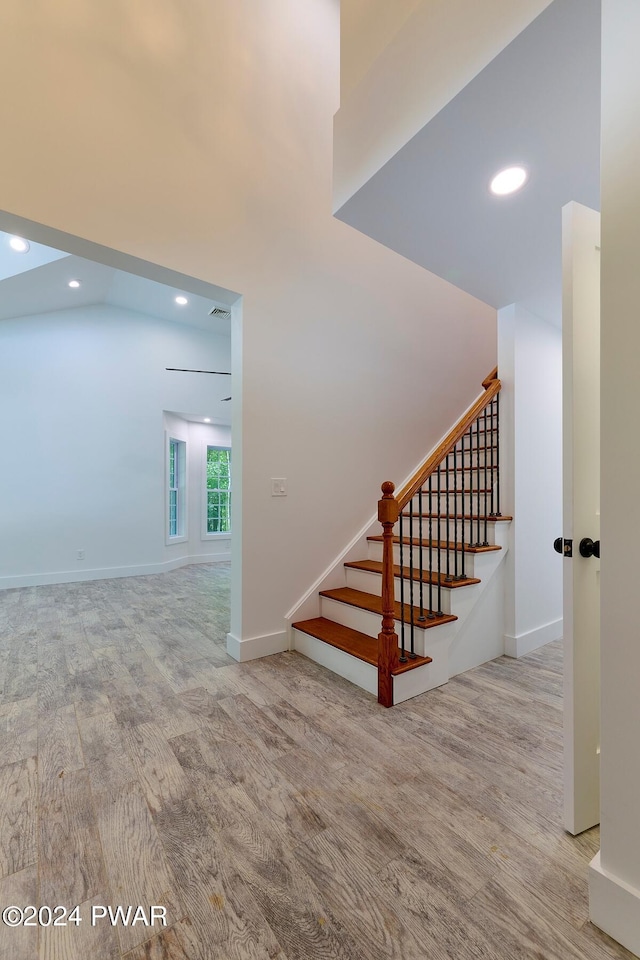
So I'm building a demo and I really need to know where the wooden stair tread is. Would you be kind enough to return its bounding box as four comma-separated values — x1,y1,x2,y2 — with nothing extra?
401,513,512,522
368,536,502,553
448,466,498,472
411,488,496,494
292,618,432,672
293,617,378,665
320,587,457,626
393,656,433,676
344,559,480,589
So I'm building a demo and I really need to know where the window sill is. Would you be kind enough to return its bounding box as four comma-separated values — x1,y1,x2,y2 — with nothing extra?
166,534,188,546
201,532,231,541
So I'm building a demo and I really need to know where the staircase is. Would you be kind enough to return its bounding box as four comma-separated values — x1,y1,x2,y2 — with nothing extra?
292,369,511,706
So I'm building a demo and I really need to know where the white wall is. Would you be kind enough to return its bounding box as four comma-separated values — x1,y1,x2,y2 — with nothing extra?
0,304,231,587
589,1,640,952
340,0,422,99
0,0,496,658
498,303,563,657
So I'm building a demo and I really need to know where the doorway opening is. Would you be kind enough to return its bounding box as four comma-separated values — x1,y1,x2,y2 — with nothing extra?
0,211,240,651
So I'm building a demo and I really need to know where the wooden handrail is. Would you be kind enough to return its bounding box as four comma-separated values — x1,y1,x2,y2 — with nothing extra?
482,366,498,389
395,372,500,510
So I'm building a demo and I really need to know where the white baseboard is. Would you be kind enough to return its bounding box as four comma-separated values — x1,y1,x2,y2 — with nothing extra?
0,553,231,590
589,851,640,957
504,617,563,658
226,630,288,662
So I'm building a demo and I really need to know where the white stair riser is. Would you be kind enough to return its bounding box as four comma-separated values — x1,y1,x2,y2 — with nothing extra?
349,548,504,623
320,595,387,639
367,540,477,577
393,657,448,702
456,449,497,463
449,448,497,465
397,493,496,514
404,478,497,498
292,629,378,696
319,594,456,656
400,518,500,545
293,626,450,703
344,566,453,614
415,467,495,487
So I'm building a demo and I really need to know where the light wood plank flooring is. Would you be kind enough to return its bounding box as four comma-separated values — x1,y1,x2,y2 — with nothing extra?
0,563,634,959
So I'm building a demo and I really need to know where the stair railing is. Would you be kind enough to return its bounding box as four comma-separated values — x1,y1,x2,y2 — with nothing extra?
376,369,501,707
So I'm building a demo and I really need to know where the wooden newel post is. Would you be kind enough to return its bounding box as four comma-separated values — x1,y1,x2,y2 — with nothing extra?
377,481,399,707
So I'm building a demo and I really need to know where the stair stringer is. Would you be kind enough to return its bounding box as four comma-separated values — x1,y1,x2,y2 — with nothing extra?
391,542,508,703
446,544,508,678
283,514,380,646
392,525,509,683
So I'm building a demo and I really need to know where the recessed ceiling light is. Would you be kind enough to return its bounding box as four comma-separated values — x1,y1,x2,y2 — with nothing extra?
204,418,211,423
9,236,30,253
68,279,81,288
490,166,528,196
175,295,188,306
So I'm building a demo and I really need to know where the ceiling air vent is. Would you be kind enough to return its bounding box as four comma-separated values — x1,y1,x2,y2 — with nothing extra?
209,306,231,319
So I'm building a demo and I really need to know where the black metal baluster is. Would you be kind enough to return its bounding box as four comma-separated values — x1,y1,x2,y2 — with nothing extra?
418,488,426,622
475,415,482,545
428,474,435,619
399,512,406,661
436,467,443,616
459,432,466,580
467,427,474,553
409,499,416,658
453,442,459,579
445,453,452,582
482,407,489,545
490,395,496,517
495,392,502,516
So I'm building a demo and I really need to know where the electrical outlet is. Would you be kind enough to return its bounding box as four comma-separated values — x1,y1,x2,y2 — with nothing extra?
271,478,287,497
77,550,85,560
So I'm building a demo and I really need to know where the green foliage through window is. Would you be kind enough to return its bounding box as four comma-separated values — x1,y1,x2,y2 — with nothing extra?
207,447,231,533
169,439,179,537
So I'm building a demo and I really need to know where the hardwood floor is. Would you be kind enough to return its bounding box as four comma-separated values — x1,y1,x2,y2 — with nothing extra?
0,563,634,959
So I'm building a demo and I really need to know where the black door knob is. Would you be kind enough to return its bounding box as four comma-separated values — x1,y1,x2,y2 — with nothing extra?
554,537,563,554
579,538,600,559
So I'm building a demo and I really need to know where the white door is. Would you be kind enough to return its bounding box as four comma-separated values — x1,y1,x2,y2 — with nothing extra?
561,201,601,836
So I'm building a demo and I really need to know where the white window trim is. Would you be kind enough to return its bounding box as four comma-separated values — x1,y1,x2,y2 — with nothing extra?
166,433,188,545
202,442,232,540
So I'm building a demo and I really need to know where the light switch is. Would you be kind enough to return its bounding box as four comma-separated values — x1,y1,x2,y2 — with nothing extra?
271,478,287,497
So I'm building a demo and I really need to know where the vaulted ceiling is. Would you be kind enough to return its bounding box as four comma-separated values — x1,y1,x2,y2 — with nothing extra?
0,229,232,334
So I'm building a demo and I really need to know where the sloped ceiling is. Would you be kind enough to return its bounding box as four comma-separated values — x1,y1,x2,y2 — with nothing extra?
336,0,601,325
0,229,233,420
0,230,232,335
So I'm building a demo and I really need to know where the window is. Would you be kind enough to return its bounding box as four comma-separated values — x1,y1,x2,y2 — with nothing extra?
168,437,186,539
206,446,231,534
